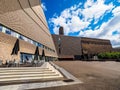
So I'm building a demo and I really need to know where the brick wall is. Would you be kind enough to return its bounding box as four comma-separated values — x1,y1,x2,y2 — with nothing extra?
52,35,82,59
0,0,57,56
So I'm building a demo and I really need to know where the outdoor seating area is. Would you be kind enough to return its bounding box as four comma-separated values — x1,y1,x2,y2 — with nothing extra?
0,59,45,67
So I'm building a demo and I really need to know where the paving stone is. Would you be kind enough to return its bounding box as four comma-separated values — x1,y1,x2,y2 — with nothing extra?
0,62,82,90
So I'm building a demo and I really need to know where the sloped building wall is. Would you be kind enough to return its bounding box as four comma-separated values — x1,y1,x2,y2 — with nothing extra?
52,34,112,60
52,34,82,59
81,37,112,55
0,0,57,63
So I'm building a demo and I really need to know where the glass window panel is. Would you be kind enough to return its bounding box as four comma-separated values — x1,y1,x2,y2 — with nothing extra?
38,43,41,47
21,54,33,63
2,27,6,33
6,29,11,35
28,39,32,43
30,40,34,44
33,41,37,46
11,31,16,37
23,36,27,41
19,35,24,40
22,36,25,40
36,42,38,46
16,33,20,38
14,32,18,38
0,25,52,50
11,31,14,37
0,26,2,32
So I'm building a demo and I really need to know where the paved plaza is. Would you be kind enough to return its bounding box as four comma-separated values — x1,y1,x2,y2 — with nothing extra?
0,61,120,90
0,62,82,90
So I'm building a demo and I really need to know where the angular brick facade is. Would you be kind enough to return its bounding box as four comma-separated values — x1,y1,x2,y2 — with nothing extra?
0,0,57,63
81,37,112,54
52,34,112,60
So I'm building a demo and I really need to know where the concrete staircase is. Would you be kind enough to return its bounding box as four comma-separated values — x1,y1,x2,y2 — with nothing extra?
0,62,63,84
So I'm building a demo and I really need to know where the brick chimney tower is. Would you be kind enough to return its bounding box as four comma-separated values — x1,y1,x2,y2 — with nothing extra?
59,26,64,35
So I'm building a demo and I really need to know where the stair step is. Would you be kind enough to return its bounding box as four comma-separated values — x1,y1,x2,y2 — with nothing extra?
0,67,49,70
0,69,52,73
0,71,56,75
0,73,60,79
0,75,62,82
0,62,64,83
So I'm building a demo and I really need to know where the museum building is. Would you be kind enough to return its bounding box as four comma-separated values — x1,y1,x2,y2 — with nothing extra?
52,27,112,60
0,0,115,63
0,0,57,63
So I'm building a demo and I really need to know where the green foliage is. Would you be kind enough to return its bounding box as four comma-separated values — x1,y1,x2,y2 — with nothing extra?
98,52,120,59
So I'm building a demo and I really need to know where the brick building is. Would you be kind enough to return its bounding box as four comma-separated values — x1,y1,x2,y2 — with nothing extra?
0,0,116,62
81,37,112,59
52,35,82,60
0,0,57,63
52,27,112,60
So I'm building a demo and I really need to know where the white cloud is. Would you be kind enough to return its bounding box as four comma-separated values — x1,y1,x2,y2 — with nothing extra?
82,0,114,22
70,16,90,32
112,6,120,16
84,0,95,8
41,3,47,11
50,0,114,34
49,0,120,47
79,14,120,47
49,2,89,35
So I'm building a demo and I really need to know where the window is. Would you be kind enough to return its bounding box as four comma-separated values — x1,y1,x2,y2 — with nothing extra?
11,31,19,38
11,31,15,37
0,26,2,32
16,33,20,38
30,40,34,44
20,53,34,63
33,41,37,46
19,35,24,40
38,43,42,47
27,38,32,43
22,36,27,42
6,29,11,35
0,25,53,52
2,27,6,33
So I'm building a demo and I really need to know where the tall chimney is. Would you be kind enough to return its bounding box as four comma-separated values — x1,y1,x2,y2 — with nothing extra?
59,26,64,35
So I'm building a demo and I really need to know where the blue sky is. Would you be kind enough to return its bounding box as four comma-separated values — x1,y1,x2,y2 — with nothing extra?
41,0,120,47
